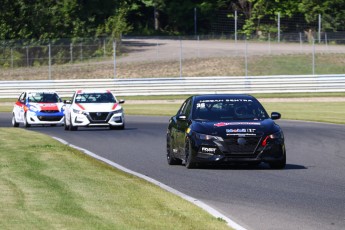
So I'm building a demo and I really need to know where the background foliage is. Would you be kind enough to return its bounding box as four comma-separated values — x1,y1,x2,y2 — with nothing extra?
1,0,345,41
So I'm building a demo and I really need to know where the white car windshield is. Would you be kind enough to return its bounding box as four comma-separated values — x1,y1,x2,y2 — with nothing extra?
74,93,116,103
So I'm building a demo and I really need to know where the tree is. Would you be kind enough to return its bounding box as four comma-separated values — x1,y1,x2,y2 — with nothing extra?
299,0,345,31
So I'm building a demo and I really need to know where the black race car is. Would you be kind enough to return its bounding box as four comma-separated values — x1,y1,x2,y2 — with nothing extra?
166,94,286,169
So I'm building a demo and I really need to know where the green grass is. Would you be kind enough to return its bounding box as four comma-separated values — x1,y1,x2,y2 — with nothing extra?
120,92,345,101
262,102,345,124
250,53,345,75
122,101,345,124
0,128,231,230
123,103,180,116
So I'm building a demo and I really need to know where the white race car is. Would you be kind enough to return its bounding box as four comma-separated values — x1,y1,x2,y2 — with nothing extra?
64,90,125,131
12,91,65,127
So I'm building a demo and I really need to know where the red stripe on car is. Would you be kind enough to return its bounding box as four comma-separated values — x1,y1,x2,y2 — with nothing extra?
76,103,85,110
39,104,58,110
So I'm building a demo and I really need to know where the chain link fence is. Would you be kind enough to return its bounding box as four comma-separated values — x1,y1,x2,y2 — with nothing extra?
1,35,345,80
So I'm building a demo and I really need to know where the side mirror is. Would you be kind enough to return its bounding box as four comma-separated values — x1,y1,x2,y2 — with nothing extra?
119,99,125,104
64,100,71,104
271,112,281,120
177,114,188,121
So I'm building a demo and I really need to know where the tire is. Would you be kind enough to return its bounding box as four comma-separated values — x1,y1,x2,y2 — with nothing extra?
269,154,286,169
64,117,69,130
12,113,19,127
69,115,78,131
110,123,125,130
23,113,31,128
167,134,182,165
185,139,196,169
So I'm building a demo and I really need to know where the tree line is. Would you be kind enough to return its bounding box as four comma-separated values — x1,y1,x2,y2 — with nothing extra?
1,0,344,41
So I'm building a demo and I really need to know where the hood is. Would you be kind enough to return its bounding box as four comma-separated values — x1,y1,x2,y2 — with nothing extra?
192,119,280,137
28,102,62,112
74,103,120,112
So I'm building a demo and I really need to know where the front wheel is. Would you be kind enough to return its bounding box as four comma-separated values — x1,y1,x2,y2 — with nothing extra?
12,113,19,127
110,123,125,130
269,154,286,169
69,115,78,131
23,113,31,128
64,116,69,130
167,134,182,165
185,140,196,169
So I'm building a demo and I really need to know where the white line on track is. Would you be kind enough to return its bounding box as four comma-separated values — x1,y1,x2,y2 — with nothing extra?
52,136,247,230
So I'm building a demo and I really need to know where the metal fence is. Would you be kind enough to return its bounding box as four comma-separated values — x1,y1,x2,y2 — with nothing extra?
1,34,345,81
1,75,345,98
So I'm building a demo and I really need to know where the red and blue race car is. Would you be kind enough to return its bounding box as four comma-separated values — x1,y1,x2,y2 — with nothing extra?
12,91,65,127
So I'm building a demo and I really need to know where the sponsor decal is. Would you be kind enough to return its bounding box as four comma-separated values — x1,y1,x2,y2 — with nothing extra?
196,103,206,109
226,128,256,133
226,128,257,136
214,122,260,127
201,147,217,154
198,99,253,103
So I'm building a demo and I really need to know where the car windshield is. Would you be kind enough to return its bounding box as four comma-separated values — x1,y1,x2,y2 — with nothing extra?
74,93,116,103
192,98,269,121
28,92,61,103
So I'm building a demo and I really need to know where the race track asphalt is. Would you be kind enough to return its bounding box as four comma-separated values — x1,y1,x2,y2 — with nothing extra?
1,113,344,230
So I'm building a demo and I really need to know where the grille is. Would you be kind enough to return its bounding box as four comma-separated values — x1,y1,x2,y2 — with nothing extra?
37,116,63,121
41,110,59,113
224,136,261,154
89,112,109,121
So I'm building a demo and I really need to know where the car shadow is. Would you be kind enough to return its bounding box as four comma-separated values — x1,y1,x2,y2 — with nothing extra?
22,126,138,132
195,163,307,170
72,127,138,132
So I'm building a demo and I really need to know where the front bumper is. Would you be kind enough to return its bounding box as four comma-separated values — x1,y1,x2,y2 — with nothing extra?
190,136,285,164
71,111,124,127
27,111,64,125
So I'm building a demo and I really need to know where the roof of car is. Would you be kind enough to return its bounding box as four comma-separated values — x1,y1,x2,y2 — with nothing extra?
193,94,256,100
75,89,112,94
26,91,58,94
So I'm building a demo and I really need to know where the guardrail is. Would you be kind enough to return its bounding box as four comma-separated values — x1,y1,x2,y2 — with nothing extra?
1,75,345,98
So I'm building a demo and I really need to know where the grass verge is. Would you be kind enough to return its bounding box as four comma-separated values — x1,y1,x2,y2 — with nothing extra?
122,101,345,124
0,128,230,230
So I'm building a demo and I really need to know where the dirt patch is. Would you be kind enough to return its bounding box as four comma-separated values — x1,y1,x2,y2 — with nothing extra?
2,38,345,80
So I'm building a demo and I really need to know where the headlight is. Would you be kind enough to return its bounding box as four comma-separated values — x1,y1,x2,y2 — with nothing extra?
194,132,223,141
29,106,39,112
269,130,284,139
262,131,284,146
73,108,83,114
113,108,123,114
